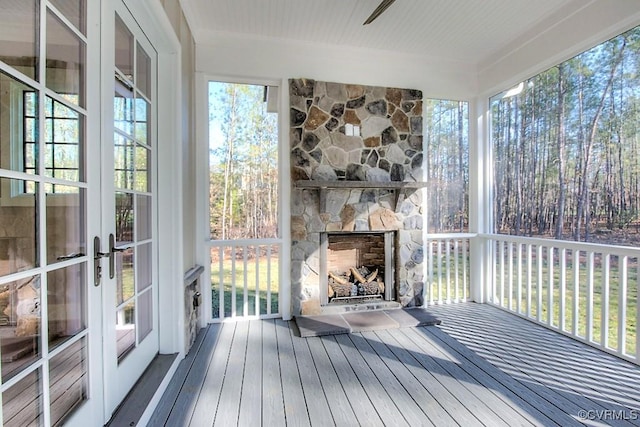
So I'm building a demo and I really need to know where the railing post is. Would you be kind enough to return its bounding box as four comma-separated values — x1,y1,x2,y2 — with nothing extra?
469,236,493,303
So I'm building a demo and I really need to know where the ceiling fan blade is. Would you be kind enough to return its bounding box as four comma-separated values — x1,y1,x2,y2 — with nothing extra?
363,0,396,25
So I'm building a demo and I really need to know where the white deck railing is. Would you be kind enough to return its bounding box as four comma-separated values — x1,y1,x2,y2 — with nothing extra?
209,239,281,320
425,234,473,305
485,234,640,363
206,233,638,364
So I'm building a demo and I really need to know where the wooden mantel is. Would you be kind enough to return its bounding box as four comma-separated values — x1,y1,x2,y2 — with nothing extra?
293,180,428,211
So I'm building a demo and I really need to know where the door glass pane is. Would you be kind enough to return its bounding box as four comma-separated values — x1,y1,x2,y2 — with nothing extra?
134,96,149,145
114,84,134,135
136,44,151,100
136,195,151,241
134,144,150,192
136,243,151,291
47,264,86,348
0,72,38,175
46,185,86,265
138,289,152,342
46,11,85,107
0,178,38,277
1,368,43,427
24,92,38,176
116,248,134,305
114,14,133,81
116,300,135,361
49,0,87,36
112,9,155,370
115,192,133,245
0,275,41,382
0,1,38,80
44,96,84,182
114,134,134,189
49,338,87,425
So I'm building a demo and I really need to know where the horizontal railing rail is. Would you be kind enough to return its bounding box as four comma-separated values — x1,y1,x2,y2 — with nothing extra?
208,239,281,321
425,233,474,305
483,233,640,364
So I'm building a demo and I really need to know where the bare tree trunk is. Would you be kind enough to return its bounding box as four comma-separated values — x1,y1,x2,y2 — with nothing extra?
513,97,523,235
555,64,567,240
536,76,550,235
457,102,465,231
221,86,238,240
605,132,614,229
576,38,627,241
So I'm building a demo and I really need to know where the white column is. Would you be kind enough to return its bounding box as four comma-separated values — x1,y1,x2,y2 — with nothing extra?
195,72,211,328
279,78,292,320
469,96,492,303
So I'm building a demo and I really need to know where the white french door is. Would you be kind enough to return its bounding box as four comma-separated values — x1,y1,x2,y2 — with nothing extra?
0,1,165,425
100,1,159,418
0,1,103,426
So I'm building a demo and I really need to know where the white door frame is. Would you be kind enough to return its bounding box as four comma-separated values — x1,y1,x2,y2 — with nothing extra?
125,2,184,422
120,0,184,357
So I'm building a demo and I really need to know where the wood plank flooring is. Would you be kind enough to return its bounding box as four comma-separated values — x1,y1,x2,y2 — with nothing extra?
149,303,640,426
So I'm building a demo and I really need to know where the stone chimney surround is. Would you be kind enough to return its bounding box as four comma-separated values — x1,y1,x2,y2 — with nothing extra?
289,78,426,316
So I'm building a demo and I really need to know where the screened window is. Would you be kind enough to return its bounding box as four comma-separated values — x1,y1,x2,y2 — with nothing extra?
425,99,469,233
208,82,279,240
491,26,640,246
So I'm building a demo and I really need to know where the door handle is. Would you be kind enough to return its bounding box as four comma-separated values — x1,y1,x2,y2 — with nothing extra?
94,236,108,286
108,233,128,279
57,252,85,261
94,234,130,285
109,233,116,279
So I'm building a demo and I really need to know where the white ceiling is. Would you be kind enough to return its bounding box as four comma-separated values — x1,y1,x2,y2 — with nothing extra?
179,0,586,66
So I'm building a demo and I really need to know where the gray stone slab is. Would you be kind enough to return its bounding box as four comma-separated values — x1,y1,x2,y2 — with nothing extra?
342,311,399,332
295,314,351,337
383,308,441,327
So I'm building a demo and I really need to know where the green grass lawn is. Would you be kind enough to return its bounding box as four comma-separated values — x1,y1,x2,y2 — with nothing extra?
493,250,638,357
211,254,279,318
428,268,471,303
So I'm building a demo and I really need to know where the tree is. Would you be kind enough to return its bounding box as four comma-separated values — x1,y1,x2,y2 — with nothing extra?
556,63,567,239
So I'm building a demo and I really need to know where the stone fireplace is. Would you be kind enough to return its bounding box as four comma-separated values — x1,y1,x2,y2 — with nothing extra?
290,78,426,316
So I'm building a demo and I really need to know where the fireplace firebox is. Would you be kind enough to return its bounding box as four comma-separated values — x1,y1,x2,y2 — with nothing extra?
319,231,395,306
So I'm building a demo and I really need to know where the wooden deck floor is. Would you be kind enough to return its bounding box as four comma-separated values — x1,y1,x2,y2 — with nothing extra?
149,303,640,426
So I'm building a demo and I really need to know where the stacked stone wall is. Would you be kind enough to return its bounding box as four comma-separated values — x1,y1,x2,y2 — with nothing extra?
289,78,425,315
